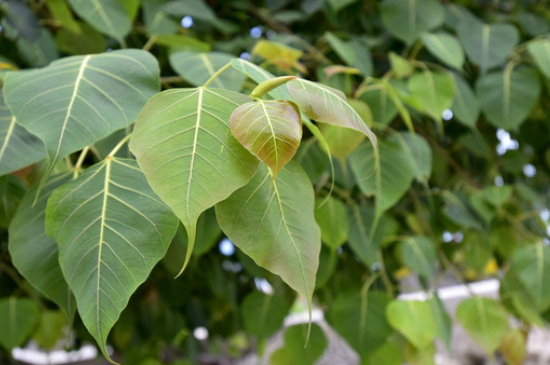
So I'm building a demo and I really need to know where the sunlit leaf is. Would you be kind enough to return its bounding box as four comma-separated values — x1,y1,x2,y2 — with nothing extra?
386,300,437,349
67,0,131,44
216,162,321,311
456,296,509,354
476,66,541,130
231,100,302,176
169,51,245,91
4,49,160,186
45,158,179,361
0,91,45,176
129,88,259,273
9,173,75,319
381,0,445,45
0,297,39,351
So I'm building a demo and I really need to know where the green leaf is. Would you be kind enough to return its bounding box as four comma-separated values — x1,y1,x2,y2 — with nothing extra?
421,32,464,69
16,28,59,68
456,296,509,354
67,0,131,44
287,78,376,145
328,290,393,357
142,0,179,36
169,51,245,91
47,0,81,34
451,73,480,128
408,70,454,125
511,242,550,312
517,11,550,37
0,175,26,228
349,139,415,213
398,236,437,279
527,39,550,80
381,0,445,46
499,329,527,365
386,300,437,349
0,91,45,176
404,342,436,365
348,203,399,267
230,100,302,176
45,158,179,361
457,19,519,73
250,76,297,99
270,324,327,365
154,34,210,52
359,82,398,125
162,0,216,22
9,173,75,319
314,196,349,249
320,123,365,162
55,22,107,55
428,296,452,351
216,162,321,311
231,59,294,100
118,0,140,20
389,52,413,78
129,87,259,274
4,49,160,184
361,342,403,365
476,66,541,130
0,297,40,351
482,185,512,207
33,310,66,350
388,132,432,182
324,32,372,76
241,292,290,339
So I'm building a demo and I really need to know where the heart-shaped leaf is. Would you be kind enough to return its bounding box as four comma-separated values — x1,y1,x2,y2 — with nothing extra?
45,158,179,361
457,19,519,73
216,162,321,311
0,297,40,351
129,88,259,273
476,66,541,130
381,0,445,45
287,78,376,146
230,99,301,176
527,39,550,80
314,196,349,250
398,236,438,280
169,51,245,91
67,0,131,44
0,91,45,176
456,296,509,354
4,49,160,184
408,70,454,126
386,300,437,349
9,173,75,319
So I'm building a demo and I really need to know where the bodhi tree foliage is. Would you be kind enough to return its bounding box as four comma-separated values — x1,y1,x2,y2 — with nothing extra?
1,0,550,364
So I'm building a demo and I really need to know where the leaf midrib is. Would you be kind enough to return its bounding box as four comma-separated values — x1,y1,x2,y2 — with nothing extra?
0,116,16,162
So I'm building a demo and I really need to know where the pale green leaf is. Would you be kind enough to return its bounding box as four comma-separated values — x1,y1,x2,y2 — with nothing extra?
0,297,40,351
499,329,527,365
527,39,550,80
67,0,131,43
381,0,445,46
8,173,75,319
408,70,455,125
169,51,245,91
398,236,437,279
216,162,321,311
33,310,66,350
319,123,365,162
0,91,45,176
451,73,480,128
457,19,519,73
349,139,415,213
129,88,259,273
389,52,413,78
4,49,160,183
456,296,509,354
314,196,349,249
388,132,432,182
482,185,512,207
421,31,464,69
386,300,437,349
361,342,403,365
476,66,541,130
328,290,393,357
230,100,302,176
428,296,452,351
511,243,550,312
45,158,179,361
47,0,81,34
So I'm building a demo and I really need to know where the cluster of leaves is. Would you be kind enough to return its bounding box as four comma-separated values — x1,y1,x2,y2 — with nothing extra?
1,0,550,365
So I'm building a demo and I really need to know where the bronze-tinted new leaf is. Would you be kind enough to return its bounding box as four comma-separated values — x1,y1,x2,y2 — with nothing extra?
231,100,302,176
